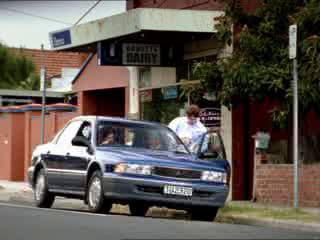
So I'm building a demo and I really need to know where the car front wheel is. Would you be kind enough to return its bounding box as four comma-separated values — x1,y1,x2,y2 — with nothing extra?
87,171,112,213
189,207,218,222
34,168,55,208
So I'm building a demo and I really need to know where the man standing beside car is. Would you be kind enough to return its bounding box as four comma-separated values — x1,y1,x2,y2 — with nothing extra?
168,104,207,152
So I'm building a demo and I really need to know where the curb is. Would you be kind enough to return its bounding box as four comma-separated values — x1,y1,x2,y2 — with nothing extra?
220,215,320,234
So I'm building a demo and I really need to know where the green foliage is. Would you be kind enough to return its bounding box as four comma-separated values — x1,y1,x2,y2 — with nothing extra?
0,43,39,90
270,107,289,130
17,73,40,90
194,0,320,126
179,80,204,104
179,61,224,104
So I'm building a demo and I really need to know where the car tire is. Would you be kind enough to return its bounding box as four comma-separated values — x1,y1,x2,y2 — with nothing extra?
129,203,149,217
189,207,218,222
34,168,55,208
87,171,112,213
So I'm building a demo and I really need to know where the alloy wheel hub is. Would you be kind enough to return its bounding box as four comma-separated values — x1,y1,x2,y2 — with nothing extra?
89,177,101,208
35,174,45,201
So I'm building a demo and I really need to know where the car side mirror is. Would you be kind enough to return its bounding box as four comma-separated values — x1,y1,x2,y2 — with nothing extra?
72,136,94,155
198,151,219,159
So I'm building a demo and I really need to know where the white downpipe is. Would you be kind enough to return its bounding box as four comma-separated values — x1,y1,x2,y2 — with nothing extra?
127,67,139,119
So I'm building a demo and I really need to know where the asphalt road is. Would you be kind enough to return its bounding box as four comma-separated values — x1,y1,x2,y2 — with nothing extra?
0,203,319,240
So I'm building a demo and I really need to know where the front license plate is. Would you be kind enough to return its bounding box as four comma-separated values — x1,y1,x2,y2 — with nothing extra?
163,185,193,197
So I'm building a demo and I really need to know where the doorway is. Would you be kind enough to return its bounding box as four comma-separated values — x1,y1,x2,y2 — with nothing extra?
81,88,125,117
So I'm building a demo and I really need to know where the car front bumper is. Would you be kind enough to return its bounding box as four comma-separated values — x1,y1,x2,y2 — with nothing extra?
102,173,229,209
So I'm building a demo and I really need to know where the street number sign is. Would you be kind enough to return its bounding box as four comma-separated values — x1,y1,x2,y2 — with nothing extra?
289,24,297,59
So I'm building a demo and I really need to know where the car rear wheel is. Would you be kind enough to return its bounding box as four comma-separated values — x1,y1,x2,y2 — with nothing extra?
87,171,112,213
189,207,218,222
129,203,149,217
34,168,55,208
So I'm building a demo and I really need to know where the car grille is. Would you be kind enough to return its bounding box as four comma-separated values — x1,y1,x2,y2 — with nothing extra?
152,167,201,180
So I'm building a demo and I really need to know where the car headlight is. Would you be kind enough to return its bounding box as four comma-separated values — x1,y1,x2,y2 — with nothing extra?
201,171,227,183
114,163,153,175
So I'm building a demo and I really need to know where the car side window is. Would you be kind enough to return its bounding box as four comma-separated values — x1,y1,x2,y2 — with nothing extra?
56,121,83,146
74,121,92,143
200,132,226,159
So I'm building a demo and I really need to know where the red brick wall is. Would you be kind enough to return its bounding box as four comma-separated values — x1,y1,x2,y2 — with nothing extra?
256,164,320,208
23,110,79,181
0,112,25,181
72,54,129,92
0,114,12,180
238,0,259,13
10,48,88,79
11,113,25,181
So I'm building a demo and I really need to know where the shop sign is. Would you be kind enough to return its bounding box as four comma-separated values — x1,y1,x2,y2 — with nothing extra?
199,108,221,127
162,86,177,100
123,43,160,66
50,29,71,48
98,41,183,66
254,132,271,150
140,90,153,103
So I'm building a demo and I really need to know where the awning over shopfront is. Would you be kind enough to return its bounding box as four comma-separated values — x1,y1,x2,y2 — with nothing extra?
49,8,224,52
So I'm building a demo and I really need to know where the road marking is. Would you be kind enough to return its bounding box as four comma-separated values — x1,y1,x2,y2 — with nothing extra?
0,202,108,218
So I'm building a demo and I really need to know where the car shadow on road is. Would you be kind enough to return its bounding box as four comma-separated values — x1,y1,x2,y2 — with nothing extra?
53,204,191,221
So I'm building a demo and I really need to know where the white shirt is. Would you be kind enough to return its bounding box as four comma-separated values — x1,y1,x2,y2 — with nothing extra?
168,116,207,149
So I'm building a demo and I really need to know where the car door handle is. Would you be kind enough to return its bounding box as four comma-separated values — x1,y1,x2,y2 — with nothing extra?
47,151,50,154
66,152,70,156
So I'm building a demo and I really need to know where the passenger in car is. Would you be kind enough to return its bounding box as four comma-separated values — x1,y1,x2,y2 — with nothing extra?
101,127,116,145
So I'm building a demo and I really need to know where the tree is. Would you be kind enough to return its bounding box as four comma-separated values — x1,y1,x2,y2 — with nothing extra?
0,43,40,90
193,0,320,128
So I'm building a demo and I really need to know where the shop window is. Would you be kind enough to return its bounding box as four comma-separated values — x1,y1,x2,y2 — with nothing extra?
140,88,184,124
139,67,151,88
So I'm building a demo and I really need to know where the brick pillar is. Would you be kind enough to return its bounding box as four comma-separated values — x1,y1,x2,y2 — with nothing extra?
24,111,41,181
24,111,31,181
10,113,25,181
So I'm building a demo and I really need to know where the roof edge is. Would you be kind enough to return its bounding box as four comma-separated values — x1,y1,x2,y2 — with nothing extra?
71,52,95,84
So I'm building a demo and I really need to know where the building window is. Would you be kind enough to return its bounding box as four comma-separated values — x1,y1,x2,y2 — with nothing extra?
139,67,151,88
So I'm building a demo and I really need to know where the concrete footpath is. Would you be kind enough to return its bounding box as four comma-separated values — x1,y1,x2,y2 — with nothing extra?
0,180,319,234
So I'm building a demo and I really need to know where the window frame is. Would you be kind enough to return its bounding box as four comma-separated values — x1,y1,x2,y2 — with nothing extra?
53,120,84,146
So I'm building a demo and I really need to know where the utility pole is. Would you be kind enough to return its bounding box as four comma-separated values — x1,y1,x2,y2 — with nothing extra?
40,44,46,144
289,24,299,209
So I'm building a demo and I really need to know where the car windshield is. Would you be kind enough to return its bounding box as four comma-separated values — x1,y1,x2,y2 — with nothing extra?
96,121,190,154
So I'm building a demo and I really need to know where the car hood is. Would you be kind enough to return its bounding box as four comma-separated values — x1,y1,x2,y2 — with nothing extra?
96,147,229,172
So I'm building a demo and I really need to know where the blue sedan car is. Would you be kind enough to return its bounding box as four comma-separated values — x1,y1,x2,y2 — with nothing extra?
27,116,230,221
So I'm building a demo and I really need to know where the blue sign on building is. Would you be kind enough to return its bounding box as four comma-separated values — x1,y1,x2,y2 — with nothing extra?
50,29,71,48
162,86,178,100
